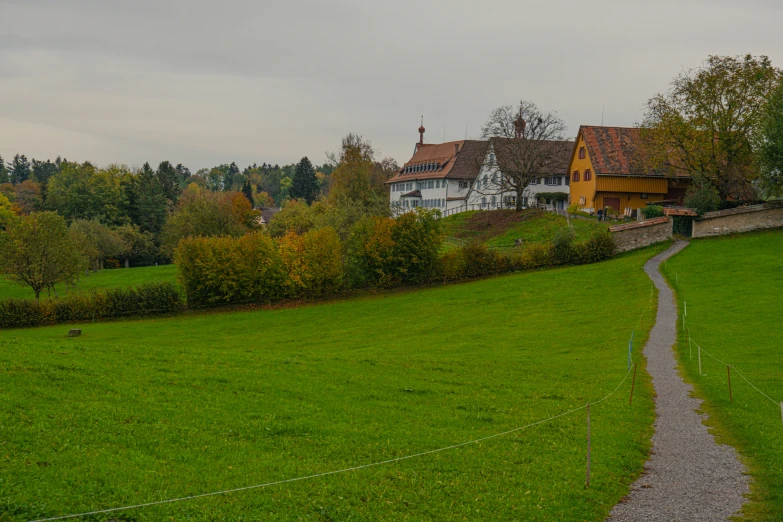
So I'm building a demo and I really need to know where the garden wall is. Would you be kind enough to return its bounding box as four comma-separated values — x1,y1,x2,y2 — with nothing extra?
609,217,673,253
692,203,783,238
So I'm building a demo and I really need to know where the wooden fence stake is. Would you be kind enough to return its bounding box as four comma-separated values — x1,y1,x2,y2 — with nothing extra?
586,403,591,489
630,364,637,405
727,365,733,403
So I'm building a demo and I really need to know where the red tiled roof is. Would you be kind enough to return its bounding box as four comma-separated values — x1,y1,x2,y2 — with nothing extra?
491,138,574,175
608,216,669,232
400,189,422,198
663,208,698,217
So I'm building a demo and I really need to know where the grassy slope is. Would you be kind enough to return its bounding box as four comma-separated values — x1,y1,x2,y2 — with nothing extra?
441,210,605,248
0,247,663,521
0,265,178,300
662,229,783,521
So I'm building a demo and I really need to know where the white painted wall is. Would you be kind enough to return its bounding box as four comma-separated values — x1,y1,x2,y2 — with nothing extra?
466,162,570,211
389,178,472,215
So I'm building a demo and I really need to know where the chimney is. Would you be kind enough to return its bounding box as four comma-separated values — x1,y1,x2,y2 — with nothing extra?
454,143,460,155
418,116,425,146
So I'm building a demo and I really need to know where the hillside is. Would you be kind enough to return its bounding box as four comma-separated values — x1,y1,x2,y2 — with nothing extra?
662,229,783,520
0,246,663,521
441,209,606,248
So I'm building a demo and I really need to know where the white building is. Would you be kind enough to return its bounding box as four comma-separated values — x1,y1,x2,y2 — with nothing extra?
387,125,488,216
465,138,574,212
388,125,574,215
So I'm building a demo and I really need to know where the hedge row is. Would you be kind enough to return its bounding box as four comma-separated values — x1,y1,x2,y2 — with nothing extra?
0,281,184,329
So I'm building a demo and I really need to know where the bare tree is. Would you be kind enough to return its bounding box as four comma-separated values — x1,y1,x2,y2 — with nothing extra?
476,100,570,211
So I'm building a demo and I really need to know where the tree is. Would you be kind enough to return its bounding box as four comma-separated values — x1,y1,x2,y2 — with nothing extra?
684,177,721,215
156,161,181,203
160,188,250,255
0,155,7,184
0,192,15,230
478,100,570,211
757,82,783,198
9,154,31,185
135,162,167,234
241,179,254,206
175,163,191,183
31,159,59,201
290,157,319,204
327,134,388,211
69,219,127,272
0,212,83,299
115,224,157,268
13,180,42,214
640,54,781,202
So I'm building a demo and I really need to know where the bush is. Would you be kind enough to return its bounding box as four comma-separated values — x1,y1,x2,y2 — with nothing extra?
279,227,343,298
347,208,442,288
176,232,285,306
685,179,721,216
575,230,617,264
551,228,577,266
0,281,184,329
640,205,664,219
518,242,553,270
439,243,505,282
567,203,581,214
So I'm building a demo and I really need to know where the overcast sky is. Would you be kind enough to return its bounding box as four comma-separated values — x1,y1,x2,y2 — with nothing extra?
1,0,781,171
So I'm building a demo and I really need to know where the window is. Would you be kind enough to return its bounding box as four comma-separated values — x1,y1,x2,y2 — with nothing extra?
579,147,586,159
490,195,496,205
641,193,648,199
529,177,538,185
458,181,468,189
584,169,592,181
565,175,570,186
572,171,580,183
428,180,434,189
546,176,558,186
483,175,488,188
481,197,487,205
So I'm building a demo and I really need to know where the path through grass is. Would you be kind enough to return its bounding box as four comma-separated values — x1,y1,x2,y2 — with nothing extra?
662,229,783,521
1,247,664,521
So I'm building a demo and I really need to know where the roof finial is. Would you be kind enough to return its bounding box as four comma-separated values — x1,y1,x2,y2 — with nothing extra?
514,109,526,139
418,116,425,145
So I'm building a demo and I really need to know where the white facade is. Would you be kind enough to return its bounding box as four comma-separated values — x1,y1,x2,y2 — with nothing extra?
389,178,473,215
466,163,571,211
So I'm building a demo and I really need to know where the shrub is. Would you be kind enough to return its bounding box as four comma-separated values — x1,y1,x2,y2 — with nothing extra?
176,232,285,306
439,243,506,282
685,179,721,216
346,217,398,288
567,203,581,214
519,242,552,270
576,231,617,264
279,227,343,298
0,281,184,329
640,205,664,219
551,228,577,266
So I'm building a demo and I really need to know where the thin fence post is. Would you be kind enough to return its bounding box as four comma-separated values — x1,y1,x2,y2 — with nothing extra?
698,344,702,375
586,403,591,489
630,364,637,405
727,365,733,403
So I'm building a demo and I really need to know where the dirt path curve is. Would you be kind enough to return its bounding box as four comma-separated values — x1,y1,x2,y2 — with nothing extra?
607,241,748,521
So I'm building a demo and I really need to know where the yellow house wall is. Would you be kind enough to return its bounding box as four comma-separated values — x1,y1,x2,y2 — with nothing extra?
596,192,666,215
567,132,597,210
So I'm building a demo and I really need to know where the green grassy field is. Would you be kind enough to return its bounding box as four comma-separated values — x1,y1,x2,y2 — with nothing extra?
0,265,178,300
0,246,664,521
441,210,605,249
662,229,783,521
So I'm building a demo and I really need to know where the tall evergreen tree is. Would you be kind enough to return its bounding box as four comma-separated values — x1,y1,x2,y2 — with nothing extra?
0,155,7,184
224,162,240,190
175,163,191,183
135,162,167,234
241,180,254,206
156,161,181,203
290,156,319,204
9,154,31,185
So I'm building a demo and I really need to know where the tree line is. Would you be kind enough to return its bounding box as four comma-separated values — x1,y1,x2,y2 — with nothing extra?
0,134,399,299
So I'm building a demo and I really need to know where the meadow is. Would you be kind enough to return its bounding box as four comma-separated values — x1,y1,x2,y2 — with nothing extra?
441,210,605,248
0,245,663,521
0,265,178,300
662,229,783,521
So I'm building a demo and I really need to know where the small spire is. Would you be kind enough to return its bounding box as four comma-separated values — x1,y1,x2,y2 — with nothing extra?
418,116,425,145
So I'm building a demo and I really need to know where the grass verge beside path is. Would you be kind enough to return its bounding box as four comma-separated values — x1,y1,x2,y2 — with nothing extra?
662,229,783,521
0,264,178,300
1,246,663,521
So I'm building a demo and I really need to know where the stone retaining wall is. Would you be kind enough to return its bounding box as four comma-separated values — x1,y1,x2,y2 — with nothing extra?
693,203,783,238
609,217,673,253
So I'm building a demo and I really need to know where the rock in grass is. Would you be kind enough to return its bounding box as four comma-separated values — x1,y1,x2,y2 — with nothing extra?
68,329,82,337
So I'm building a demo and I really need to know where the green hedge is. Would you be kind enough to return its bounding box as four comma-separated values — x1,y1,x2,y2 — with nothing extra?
0,282,184,329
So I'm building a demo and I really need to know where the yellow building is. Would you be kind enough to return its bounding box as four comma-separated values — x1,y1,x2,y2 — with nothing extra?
568,126,689,217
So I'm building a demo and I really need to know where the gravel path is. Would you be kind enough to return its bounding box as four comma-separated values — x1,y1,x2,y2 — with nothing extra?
607,241,748,521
